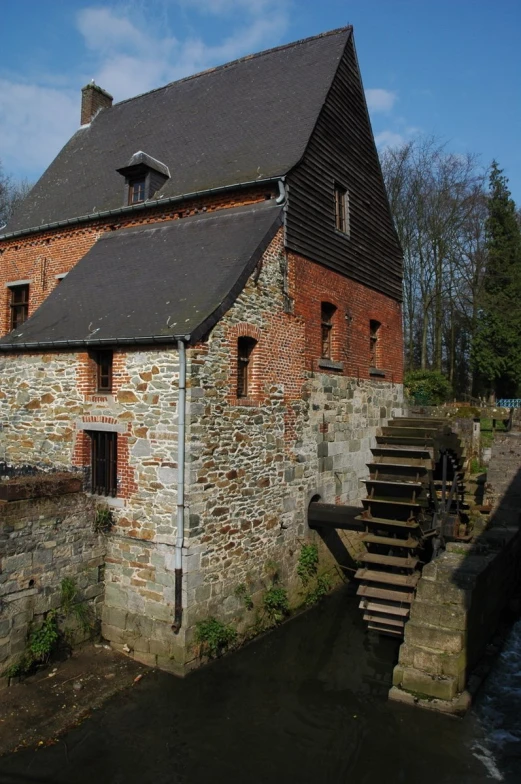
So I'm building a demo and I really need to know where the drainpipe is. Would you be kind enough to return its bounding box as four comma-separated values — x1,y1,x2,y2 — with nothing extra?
172,338,186,633
276,178,286,205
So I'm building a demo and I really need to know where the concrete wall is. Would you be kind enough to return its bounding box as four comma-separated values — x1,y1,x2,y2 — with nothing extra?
0,491,102,685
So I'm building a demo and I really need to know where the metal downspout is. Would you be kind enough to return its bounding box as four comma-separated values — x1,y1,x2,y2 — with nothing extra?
276,178,287,204
172,338,186,633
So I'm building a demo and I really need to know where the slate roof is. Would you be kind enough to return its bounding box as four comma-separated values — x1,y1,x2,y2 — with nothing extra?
0,202,282,349
5,27,351,235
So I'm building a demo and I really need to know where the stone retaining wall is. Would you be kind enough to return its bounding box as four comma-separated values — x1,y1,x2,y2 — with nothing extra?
0,492,103,686
391,432,521,713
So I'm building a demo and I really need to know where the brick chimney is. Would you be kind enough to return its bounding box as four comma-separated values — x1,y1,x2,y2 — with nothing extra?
81,82,113,125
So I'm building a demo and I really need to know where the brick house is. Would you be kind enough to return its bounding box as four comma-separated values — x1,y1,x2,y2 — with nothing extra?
0,27,403,671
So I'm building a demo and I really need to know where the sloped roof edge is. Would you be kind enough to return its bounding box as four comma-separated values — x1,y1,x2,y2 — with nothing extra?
0,202,283,351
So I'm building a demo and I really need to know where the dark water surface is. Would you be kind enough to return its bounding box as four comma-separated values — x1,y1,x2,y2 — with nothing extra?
0,588,511,784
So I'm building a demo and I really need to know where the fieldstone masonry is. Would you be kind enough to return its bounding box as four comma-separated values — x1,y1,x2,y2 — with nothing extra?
0,492,102,686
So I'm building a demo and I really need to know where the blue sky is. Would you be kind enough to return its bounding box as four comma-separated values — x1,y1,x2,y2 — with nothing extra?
1,0,520,202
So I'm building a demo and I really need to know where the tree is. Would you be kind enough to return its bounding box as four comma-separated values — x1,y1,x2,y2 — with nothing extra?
472,161,521,399
381,137,485,390
0,160,32,227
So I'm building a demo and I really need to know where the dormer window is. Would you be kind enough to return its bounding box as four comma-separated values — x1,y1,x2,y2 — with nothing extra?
129,179,146,205
117,151,170,207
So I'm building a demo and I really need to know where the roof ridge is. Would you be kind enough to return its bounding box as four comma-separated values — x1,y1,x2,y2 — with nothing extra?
113,26,352,109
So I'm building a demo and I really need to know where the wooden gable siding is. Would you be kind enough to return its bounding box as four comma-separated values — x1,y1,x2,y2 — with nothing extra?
285,36,403,302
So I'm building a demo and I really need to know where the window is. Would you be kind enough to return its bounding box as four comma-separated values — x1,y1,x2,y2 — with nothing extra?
321,302,337,359
90,431,117,496
94,350,113,392
237,336,257,398
128,179,146,205
9,284,29,330
370,320,381,368
334,184,349,234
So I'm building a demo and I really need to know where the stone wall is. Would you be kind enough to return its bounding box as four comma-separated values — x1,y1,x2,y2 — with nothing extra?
0,491,102,686
486,432,521,523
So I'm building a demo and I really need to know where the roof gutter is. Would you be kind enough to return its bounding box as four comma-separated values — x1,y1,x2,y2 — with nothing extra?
0,333,191,352
0,177,286,241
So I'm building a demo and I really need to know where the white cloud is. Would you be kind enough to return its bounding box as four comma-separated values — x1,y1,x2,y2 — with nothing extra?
374,130,407,149
365,88,397,113
0,79,78,179
76,1,290,99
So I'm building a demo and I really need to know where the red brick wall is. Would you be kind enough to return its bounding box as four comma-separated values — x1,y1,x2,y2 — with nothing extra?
288,252,403,383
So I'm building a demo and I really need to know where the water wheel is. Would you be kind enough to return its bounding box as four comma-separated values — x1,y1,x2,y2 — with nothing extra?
355,417,466,638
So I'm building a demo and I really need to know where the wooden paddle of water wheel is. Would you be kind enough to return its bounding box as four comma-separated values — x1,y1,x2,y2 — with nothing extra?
355,417,466,637
308,416,466,639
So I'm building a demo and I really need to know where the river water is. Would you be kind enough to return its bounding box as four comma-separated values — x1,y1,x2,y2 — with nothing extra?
1,587,519,784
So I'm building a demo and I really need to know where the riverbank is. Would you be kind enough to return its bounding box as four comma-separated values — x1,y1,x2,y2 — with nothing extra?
0,643,144,755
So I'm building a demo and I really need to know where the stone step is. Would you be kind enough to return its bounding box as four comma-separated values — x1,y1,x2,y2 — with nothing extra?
362,533,419,549
360,552,419,569
355,568,421,587
357,584,415,604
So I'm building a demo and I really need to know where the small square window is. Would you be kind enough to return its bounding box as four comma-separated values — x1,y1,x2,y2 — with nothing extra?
129,179,146,205
334,184,349,235
95,350,113,392
9,284,29,330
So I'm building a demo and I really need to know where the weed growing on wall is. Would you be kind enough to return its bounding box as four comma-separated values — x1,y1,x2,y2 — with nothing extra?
297,543,319,585
93,505,114,534
194,618,237,658
2,578,94,681
262,586,289,622
234,582,254,610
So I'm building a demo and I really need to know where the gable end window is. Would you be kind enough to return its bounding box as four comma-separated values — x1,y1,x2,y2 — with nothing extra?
321,302,337,359
129,179,146,205
370,320,381,368
237,336,257,398
95,350,113,392
334,184,349,235
9,284,29,330
90,430,117,497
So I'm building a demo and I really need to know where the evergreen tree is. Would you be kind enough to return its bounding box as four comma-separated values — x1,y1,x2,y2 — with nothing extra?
472,161,521,399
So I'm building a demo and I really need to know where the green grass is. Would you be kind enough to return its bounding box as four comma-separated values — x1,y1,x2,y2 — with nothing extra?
480,417,509,448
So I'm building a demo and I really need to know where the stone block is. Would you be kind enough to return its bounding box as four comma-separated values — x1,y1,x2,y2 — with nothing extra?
392,664,404,687
132,651,157,668
404,623,464,654
415,579,469,608
410,600,467,631
0,619,11,638
104,584,128,610
102,605,127,630
101,623,128,645
402,667,458,701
